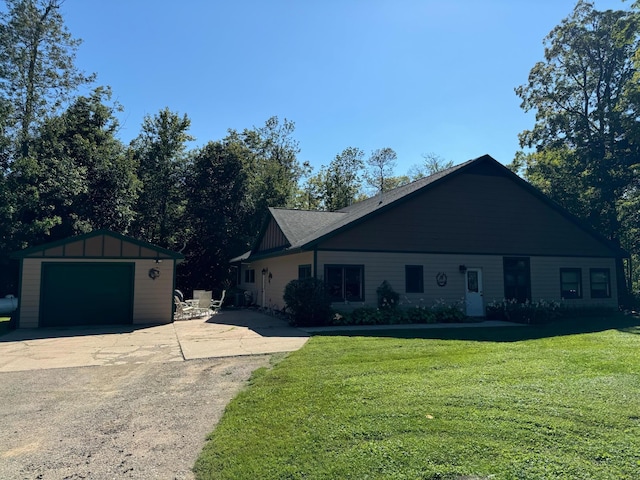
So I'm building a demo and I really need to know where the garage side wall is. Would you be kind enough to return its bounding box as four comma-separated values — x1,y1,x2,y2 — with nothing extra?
18,258,175,327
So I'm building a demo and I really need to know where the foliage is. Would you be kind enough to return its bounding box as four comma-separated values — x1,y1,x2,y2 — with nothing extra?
179,141,248,293
8,87,135,246
129,108,193,249
0,0,95,156
365,147,397,194
407,152,454,180
515,1,640,297
486,298,563,324
195,315,640,479
376,280,399,310
320,146,365,211
283,277,332,327
330,299,466,326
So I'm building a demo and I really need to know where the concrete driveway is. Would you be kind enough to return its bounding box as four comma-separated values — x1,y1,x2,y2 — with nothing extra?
0,310,310,479
0,309,310,372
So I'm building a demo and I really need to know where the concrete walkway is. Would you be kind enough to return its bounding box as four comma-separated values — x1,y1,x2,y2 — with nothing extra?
0,310,525,373
0,310,310,373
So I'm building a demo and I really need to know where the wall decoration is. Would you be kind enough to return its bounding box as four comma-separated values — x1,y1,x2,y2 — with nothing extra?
436,272,447,287
148,267,161,280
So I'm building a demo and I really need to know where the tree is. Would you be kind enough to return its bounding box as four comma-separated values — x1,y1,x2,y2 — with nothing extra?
365,147,397,193
515,0,639,245
515,0,640,300
180,141,248,292
8,87,136,245
408,152,454,180
130,108,193,249
228,116,302,231
0,0,94,157
323,147,365,211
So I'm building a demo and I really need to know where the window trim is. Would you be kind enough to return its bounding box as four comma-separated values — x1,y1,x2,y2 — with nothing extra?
590,268,611,299
244,268,255,284
503,257,531,303
324,264,365,302
560,268,582,299
405,265,424,294
298,264,312,280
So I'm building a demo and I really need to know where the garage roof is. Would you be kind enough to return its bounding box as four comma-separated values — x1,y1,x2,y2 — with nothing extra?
11,230,184,260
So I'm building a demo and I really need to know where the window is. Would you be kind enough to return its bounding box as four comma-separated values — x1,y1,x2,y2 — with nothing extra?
590,268,611,298
503,257,531,303
298,264,312,279
244,268,255,284
325,265,364,302
560,268,582,299
405,265,424,293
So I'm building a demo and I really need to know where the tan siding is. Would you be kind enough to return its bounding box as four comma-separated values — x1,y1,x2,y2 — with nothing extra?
531,257,618,308
18,258,174,327
132,259,175,324
318,251,504,312
315,251,620,312
320,171,615,257
18,259,42,327
238,252,313,310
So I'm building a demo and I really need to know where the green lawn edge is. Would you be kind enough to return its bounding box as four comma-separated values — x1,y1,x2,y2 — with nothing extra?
194,315,640,480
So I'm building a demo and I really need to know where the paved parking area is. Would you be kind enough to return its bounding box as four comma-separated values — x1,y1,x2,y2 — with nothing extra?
0,309,310,372
0,310,310,479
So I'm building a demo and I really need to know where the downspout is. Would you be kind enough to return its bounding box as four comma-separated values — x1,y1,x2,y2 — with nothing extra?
261,268,266,309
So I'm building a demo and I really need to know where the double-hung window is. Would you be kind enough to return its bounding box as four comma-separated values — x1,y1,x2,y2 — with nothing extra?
298,264,312,279
325,265,364,302
244,268,255,284
590,268,611,298
560,268,582,299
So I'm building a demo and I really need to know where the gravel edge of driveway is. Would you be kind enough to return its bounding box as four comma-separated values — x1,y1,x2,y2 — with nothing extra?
0,355,272,480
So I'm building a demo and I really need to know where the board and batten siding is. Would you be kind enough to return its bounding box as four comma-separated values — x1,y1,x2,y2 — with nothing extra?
316,251,619,312
238,251,313,310
320,170,616,258
19,258,175,327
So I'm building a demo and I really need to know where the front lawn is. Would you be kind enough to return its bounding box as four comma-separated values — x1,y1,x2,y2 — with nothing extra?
194,316,640,479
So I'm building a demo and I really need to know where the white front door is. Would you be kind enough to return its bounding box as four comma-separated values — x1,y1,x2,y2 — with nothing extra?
465,268,484,316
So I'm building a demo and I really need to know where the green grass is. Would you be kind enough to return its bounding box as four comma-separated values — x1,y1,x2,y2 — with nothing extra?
0,316,11,336
194,316,640,480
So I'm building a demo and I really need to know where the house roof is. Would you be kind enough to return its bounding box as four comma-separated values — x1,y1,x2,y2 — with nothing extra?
11,229,185,260
239,154,628,261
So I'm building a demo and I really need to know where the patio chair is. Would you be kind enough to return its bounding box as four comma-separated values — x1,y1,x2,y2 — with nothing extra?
174,295,195,320
192,290,213,317
211,290,226,311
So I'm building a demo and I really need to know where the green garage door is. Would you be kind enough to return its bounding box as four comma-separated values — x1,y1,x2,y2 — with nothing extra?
40,263,134,327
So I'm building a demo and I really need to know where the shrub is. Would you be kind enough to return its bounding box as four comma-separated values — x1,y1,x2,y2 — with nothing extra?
332,299,466,326
283,278,332,327
376,281,399,310
486,298,561,324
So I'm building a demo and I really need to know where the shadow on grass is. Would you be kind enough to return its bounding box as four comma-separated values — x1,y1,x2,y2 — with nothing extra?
311,315,640,343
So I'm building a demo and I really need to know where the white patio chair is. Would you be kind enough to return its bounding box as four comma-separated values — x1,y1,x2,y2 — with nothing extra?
193,291,213,317
211,290,226,311
174,295,195,320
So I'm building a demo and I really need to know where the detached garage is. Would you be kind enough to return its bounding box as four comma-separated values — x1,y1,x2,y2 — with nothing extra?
11,230,184,328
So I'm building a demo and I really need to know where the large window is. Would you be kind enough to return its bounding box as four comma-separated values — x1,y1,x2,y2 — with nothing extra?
405,265,424,293
244,268,255,284
298,264,312,279
590,268,611,298
503,257,531,303
560,268,582,299
325,265,364,302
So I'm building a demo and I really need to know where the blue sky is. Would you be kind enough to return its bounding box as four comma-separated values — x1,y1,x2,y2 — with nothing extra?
60,0,628,175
